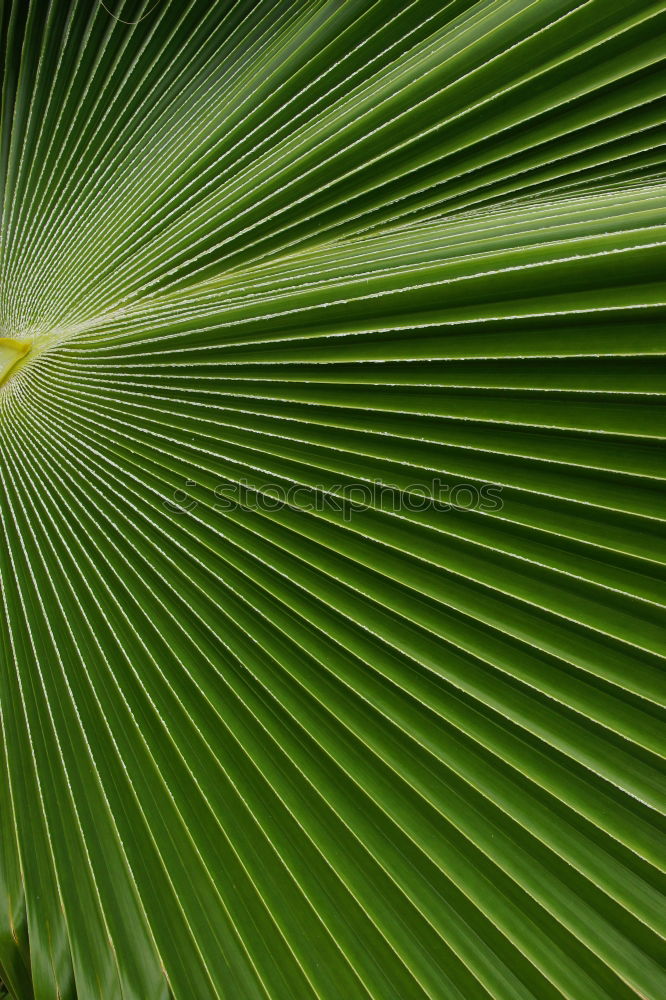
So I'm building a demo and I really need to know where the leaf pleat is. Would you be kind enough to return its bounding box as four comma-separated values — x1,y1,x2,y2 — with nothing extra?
1,2,665,999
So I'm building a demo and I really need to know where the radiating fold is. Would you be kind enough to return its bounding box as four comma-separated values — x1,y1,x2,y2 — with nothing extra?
1,2,665,1000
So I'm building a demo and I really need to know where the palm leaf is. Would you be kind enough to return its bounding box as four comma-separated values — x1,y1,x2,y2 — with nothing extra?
1,1,665,999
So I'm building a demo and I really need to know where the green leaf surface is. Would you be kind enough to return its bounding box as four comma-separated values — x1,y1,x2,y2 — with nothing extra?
1,2,665,999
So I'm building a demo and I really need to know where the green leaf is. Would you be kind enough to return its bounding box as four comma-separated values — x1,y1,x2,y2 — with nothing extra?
1,2,665,999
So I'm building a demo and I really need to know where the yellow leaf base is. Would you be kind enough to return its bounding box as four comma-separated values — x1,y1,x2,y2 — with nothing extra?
0,337,30,387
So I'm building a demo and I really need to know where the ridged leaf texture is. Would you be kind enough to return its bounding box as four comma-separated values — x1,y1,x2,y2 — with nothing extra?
1,2,665,999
